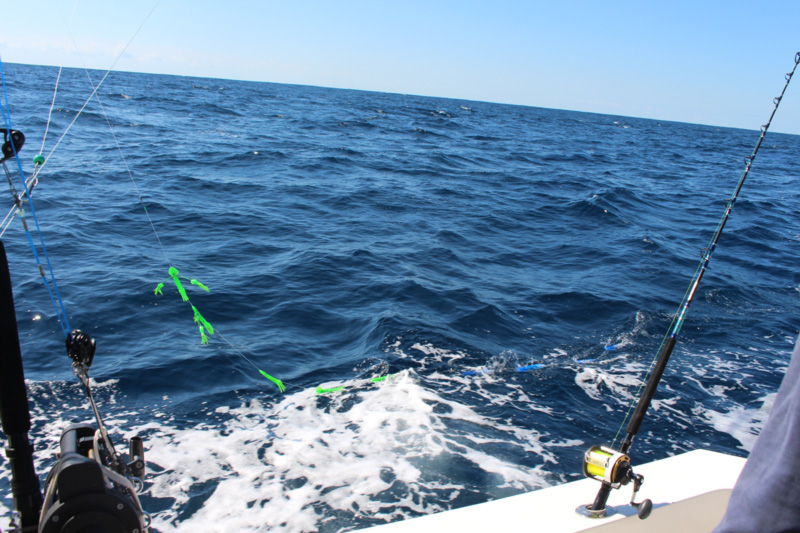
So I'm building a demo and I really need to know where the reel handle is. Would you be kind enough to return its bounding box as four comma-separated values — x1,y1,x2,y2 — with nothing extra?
629,473,652,520
632,498,653,520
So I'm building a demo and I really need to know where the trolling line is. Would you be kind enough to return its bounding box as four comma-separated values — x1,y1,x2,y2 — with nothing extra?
102,93,285,389
0,0,160,339
40,65,64,157
64,2,283,391
70,66,286,391
61,29,285,390
72,65,172,266
1,0,162,230
0,58,72,338
1,2,285,391
39,0,77,159
32,0,163,180
0,153,43,238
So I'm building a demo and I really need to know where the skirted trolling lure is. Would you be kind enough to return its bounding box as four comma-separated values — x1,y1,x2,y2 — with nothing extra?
154,266,285,392
315,373,396,395
154,267,213,343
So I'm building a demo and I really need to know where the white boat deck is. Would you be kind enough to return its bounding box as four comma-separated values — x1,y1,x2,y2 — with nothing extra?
361,450,746,533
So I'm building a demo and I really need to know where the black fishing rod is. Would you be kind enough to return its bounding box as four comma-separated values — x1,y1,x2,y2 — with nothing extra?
0,239,42,532
579,51,800,520
1,90,150,533
0,236,149,533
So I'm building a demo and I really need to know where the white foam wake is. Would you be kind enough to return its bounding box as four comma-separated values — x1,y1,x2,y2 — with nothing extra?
141,370,555,532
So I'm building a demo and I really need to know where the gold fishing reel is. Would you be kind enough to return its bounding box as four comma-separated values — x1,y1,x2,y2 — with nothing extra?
582,445,630,487
580,445,652,520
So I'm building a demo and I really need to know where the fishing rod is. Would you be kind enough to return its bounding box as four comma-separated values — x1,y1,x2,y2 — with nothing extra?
579,51,800,520
0,238,149,533
1,62,150,531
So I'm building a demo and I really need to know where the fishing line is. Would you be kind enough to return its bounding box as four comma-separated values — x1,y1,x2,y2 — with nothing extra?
82,76,286,389
33,0,83,176
0,199,24,236
37,0,79,161
32,0,163,179
37,3,287,391
0,0,163,234
70,60,171,266
0,56,72,338
151,268,285,391
39,64,65,158
0,157,40,238
0,3,77,238
0,0,163,336
215,330,286,392
609,51,800,450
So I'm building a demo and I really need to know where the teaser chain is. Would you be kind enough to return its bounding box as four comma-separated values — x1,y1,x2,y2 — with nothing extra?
0,4,285,391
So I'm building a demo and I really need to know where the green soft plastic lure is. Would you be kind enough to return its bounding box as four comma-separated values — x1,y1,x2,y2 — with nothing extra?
315,373,397,395
260,369,286,393
316,385,346,395
154,267,285,392
155,267,213,343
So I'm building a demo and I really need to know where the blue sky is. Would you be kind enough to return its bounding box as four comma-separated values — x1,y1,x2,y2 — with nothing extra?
2,1,799,134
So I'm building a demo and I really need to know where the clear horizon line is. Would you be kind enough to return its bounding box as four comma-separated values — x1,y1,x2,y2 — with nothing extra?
7,59,798,138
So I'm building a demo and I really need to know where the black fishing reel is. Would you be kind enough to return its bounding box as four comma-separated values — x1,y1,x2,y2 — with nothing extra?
32,331,150,532
38,425,149,533
4,331,151,533
66,330,96,368
578,445,652,520
0,128,25,163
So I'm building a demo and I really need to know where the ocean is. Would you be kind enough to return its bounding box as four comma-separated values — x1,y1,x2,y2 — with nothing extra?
0,62,798,532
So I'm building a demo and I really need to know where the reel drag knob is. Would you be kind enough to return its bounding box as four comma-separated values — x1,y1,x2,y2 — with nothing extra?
128,436,145,479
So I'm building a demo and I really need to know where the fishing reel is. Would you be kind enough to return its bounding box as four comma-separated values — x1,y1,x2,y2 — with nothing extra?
14,331,151,533
578,445,652,520
38,424,149,533
0,128,25,163
583,445,630,487
31,330,151,532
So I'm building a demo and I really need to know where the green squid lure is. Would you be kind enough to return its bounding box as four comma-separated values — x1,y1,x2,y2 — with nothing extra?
154,267,213,344
259,370,286,393
315,373,397,395
154,267,286,393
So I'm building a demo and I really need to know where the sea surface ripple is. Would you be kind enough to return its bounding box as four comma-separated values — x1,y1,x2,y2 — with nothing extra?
1,63,799,532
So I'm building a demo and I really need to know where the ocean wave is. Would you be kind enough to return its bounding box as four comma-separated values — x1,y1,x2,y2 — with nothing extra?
2,63,798,532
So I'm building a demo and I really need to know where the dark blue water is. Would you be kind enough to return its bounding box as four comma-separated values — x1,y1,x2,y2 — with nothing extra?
1,63,799,532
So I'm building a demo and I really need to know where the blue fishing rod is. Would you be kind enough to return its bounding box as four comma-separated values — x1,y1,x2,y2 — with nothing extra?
579,51,800,520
